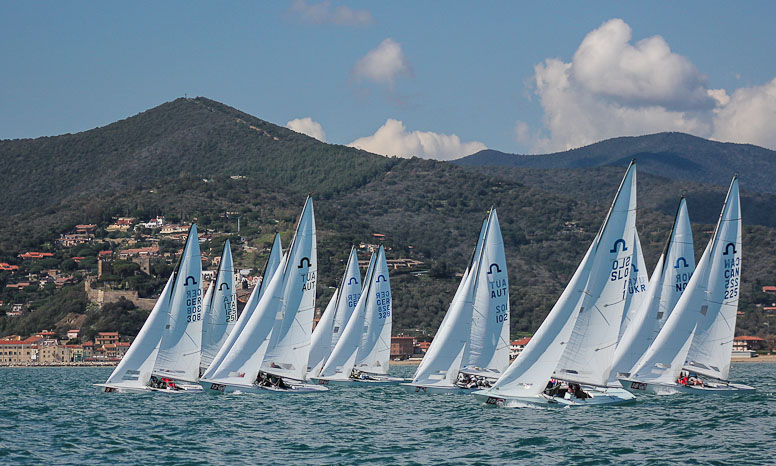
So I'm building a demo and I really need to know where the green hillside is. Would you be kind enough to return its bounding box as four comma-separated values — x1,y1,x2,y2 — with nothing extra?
1,98,775,345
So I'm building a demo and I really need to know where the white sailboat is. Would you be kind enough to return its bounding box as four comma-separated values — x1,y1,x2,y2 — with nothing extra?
307,247,362,377
96,275,174,393
98,224,205,393
313,246,402,385
402,209,510,394
200,240,238,374
473,162,638,407
200,197,327,393
609,197,695,385
620,177,754,394
151,224,204,391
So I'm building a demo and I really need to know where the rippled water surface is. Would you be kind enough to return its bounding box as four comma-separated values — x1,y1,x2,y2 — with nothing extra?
1,363,775,465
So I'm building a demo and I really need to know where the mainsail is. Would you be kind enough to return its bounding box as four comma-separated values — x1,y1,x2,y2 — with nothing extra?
308,247,362,376
154,224,204,382
618,230,649,340
610,197,695,382
200,240,238,371
201,234,282,378
354,246,392,374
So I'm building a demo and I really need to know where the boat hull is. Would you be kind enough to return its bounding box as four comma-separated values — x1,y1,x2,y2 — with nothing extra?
199,379,328,394
618,378,755,395
310,375,405,387
472,386,636,407
94,383,202,394
399,383,473,395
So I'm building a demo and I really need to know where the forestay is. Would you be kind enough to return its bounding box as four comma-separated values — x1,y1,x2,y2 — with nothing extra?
154,224,204,382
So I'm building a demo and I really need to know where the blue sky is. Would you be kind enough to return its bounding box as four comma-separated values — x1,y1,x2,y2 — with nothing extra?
2,1,776,159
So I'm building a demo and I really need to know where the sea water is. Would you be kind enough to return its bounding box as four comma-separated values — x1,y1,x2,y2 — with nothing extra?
1,363,774,465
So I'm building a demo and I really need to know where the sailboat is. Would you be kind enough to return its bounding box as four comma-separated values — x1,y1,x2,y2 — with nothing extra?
98,224,204,393
312,246,403,385
619,177,754,394
401,209,510,394
200,240,238,375
200,197,327,393
307,247,362,377
608,197,695,385
473,162,638,407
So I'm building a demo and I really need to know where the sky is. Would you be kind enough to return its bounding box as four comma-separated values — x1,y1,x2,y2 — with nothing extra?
2,1,776,160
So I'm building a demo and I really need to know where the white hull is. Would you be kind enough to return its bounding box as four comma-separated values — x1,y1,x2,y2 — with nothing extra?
94,383,203,394
200,379,328,394
619,378,755,395
310,375,405,387
399,383,473,395
472,386,635,407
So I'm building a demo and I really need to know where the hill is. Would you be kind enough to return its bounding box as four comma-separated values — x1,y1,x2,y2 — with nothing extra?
455,132,776,195
1,99,775,345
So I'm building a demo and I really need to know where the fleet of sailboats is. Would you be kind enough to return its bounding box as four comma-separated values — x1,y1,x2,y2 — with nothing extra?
100,165,755,406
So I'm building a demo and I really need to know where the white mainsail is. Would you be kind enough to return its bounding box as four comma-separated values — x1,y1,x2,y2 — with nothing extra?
354,246,392,374
629,178,739,384
319,253,378,380
201,234,282,378
103,275,174,389
308,247,362,376
610,198,695,382
154,224,204,382
684,178,741,381
554,162,637,387
260,197,317,381
618,230,649,340
462,209,510,377
200,240,238,371
488,162,637,397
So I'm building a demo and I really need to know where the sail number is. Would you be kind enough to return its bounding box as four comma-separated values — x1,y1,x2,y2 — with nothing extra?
376,290,391,319
723,257,741,300
186,288,202,323
611,257,631,281
495,304,508,323
301,271,317,291
224,294,237,323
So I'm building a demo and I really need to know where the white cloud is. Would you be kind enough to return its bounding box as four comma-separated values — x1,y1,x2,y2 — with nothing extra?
286,117,326,142
348,119,486,160
352,38,412,88
712,77,776,149
519,18,721,153
291,0,374,26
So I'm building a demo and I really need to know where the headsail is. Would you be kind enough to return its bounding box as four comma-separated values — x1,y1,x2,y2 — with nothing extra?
103,275,174,388
154,224,204,382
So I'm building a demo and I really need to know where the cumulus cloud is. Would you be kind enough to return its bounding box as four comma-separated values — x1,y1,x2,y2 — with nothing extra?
352,38,412,88
712,77,776,150
286,117,326,142
348,119,486,160
291,0,374,26
517,18,776,153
